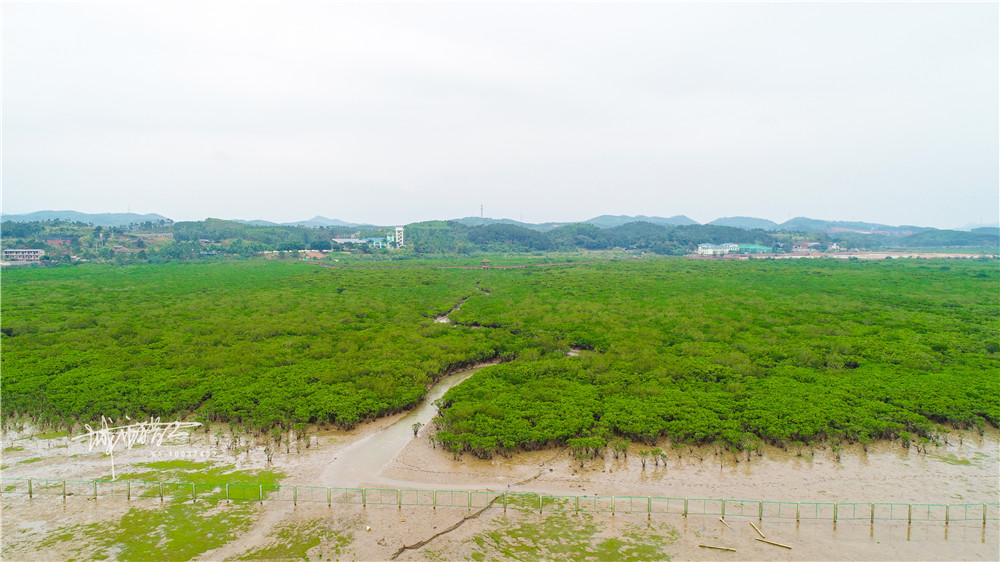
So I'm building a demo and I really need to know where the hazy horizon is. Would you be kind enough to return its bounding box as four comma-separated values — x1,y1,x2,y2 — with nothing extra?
4,3,997,230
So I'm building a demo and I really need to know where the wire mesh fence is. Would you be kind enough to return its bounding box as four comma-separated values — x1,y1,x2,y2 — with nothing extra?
1,477,995,526
651,496,686,516
762,501,798,519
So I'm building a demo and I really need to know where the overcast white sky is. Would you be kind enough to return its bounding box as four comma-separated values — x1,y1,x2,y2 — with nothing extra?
3,2,997,228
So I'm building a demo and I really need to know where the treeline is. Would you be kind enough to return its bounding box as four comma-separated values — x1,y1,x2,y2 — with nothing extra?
407,221,778,255
4,219,995,268
894,227,1000,248
785,227,999,252
0,219,394,266
172,218,358,248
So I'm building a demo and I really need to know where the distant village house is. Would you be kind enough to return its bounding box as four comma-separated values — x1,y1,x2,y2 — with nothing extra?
334,227,405,249
332,236,393,249
696,243,771,256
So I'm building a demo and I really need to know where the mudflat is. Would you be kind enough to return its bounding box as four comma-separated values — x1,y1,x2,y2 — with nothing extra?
2,398,996,561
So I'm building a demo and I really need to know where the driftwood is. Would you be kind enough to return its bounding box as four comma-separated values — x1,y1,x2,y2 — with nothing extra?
755,538,792,549
750,520,766,539
699,544,736,552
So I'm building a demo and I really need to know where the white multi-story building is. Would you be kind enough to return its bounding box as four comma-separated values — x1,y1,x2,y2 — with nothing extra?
395,226,405,247
697,243,772,256
2,249,45,262
696,244,728,256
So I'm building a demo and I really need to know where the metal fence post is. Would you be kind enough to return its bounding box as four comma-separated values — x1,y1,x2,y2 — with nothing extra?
432,490,436,510
293,486,297,506
468,492,472,511
127,481,131,501
93,481,97,500
683,499,688,517
870,503,875,525
363,488,367,508
612,496,616,516
648,497,652,520
721,499,726,519
259,484,263,505
63,480,67,502
503,492,507,513
945,505,949,525
226,483,230,502
328,487,333,508
907,504,912,525
28,479,32,499
159,482,164,503
984,504,988,529
833,504,838,524
539,494,543,514
758,501,763,521
795,502,800,522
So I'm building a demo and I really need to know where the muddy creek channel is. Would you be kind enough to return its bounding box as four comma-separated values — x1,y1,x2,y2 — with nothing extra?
319,363,492,489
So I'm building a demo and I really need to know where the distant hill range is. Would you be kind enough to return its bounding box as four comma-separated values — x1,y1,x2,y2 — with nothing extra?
584,214,698,228
3,210,995,242
453,214,939,236
450,215,699,231
232,216,368,228
1,210,171,227
955,221,1000,231
449,217,565,231
708,216,779,230
775,217,932,236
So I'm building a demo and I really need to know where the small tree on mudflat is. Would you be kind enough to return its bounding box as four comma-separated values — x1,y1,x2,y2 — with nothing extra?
293,422,308,453
650,448,663,466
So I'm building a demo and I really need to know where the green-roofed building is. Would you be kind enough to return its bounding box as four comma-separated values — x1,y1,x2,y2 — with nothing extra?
738,244,772,254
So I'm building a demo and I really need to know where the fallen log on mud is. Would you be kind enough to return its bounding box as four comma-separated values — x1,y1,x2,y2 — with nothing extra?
755,538,792,549
699,544,736,552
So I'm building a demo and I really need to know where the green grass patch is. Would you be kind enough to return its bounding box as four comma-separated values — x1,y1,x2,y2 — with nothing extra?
18,457,42,464
4,445,24,452
934,453,973,466
109,461,284,487
459,508,678,561
239,518,353,560
34,430,68,440
52,501,260,561
35,464,286,561
505,493,544,512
